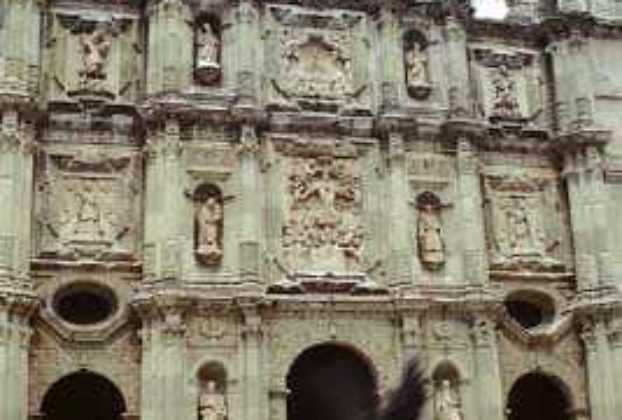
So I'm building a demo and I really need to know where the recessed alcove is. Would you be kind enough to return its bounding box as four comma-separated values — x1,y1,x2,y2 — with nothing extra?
504,290,555,330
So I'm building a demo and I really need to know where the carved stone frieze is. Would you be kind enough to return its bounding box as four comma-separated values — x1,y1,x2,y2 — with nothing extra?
282,153,364,274
484,175,564,272
35,150,141,260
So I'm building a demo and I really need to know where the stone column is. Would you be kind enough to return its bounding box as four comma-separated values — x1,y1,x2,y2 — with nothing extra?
560,133,613,289
562,150,597,289
0,109,35,282
1,0,40,94
443,19,470,117
234,0,259,106
144,119,183,281
456,136,488,284
608,315,622,417
241,305,266,420
0,296,37,420
238,125,261,284
146,0,193,94
580,318,616,420
470,315,504,420
137,301,188,420
377,7,400,111
387,132,415,286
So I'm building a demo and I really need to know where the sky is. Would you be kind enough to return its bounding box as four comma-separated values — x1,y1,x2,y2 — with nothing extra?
472,0,510,20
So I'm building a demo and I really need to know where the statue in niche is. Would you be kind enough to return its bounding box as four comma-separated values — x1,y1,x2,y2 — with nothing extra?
79,27,110,86
503,196,544,257
416,193,444,270
199,380,227,420
195,20,221,85
196,192,223,265
404,35,431,100
491,65,520,118
434,380,463,420
405,42,429,86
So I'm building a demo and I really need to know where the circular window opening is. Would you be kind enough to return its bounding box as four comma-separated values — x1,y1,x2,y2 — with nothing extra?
504,291,555,330
53,283,118,326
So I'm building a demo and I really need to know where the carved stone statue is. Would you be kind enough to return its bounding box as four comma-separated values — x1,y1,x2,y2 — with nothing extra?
196,196,223,265
405,43,429,87
504,196,543,257
405,41,431,100
195,21,221,85
79,28,110,85
491,65,520,118
417,196,444,270
199,381,227,420
434,380,462,420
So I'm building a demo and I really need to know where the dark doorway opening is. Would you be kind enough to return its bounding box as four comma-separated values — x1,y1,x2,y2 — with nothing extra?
287,344,378,420
41,371,126,420
506,372,571,420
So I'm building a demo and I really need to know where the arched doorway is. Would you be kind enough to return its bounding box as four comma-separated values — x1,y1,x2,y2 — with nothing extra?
287,344,378,420
41,371,126,420
506,372,571,420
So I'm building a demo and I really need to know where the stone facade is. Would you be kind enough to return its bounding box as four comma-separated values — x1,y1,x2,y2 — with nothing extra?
1,0,622,419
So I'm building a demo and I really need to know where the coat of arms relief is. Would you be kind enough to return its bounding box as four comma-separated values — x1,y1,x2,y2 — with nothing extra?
36,151,140,260
267,5,369,112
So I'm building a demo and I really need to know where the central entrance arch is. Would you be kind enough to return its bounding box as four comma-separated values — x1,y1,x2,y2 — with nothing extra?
506,372,571,420
41,371,126,420
286,343,378,420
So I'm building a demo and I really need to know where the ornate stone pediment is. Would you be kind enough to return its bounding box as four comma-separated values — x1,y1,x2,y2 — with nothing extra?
35,150,141,261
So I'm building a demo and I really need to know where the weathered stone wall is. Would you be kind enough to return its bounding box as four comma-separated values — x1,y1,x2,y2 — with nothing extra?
1,0,622,419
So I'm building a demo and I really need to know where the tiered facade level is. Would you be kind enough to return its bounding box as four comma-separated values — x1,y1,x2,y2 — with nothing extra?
1,0,622,419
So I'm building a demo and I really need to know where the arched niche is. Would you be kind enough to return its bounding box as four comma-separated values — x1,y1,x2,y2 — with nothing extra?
416,191,445,270
193,183,224,266
196,361,228,420
40,370,126,420
286,343,378,420
197,361,228,392
194,13,222,86
506,372,572,420
403,30,431,100
431,361,464,420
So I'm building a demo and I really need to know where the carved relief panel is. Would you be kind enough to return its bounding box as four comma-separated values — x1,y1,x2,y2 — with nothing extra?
265,5,370,112
471,46,545,125
273,138,367,276
35,149,141,261
43,7,141,104
483,173,567,272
